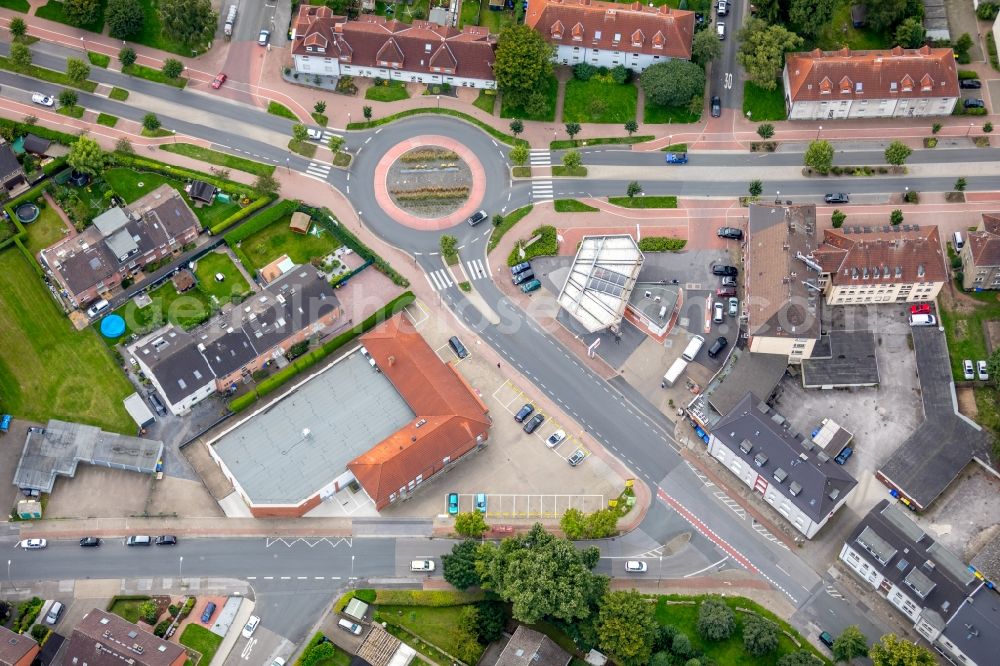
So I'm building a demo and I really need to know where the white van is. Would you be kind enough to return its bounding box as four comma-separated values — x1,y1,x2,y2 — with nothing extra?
663,358,688,387
681,335,705,362
954,231,964,249
909,314,937,326
410,559,435,572
86,299,109,317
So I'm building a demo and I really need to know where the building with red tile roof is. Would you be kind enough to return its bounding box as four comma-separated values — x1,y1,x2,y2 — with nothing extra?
813,225,946,305
350,315,491,509
961,214,1000,290
783,46,958,120
63,610,186,666
291,5,497,90
0,626,38,666
525,0,694,71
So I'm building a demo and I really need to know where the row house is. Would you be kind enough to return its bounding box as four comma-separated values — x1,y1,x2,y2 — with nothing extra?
961,213,1000,291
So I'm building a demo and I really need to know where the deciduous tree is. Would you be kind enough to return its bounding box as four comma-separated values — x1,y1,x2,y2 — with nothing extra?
67,136,104,176
9,42,31,69
454,509,487,537
789,0,834,37
107,0,145,39
292,123,309,142
327,135,344,154
833,625,869,662
509,144,528,166
624,120,639,136
641,60,705,108
626,181,642,198
742,615,779,656
252,173,280,197
867,0,908,32
58,89,78,108
159,0,217,48
562,149,582,169
363,105,372,120
66,57,90,84
162,58,184,79
474,601,506,642
890,209,904,225
560,507,586,539
119,46,137,67
894,17,926,49
439,234,459,260
804,139,834,173
869,634,936,666
314,100,326,113
509,119,524,136
596,590,659,666
565,122,581,140
442,539,481,590
884,140,912,166
65,0,101,26
691,28,722,66
954,177,967,191
737,18,803,90
696,597,735,642
494,25,554,109
475,523,606,625
748,179,763,197
831,209,846,228
777,650,824,666
142,113,161,131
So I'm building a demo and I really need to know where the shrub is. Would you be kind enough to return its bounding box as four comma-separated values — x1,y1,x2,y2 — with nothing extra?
978,2,999,20
30,624,48,641
354,589,377,603
507,225,558,266
153,619,171,637
696,598,735,641
610,65,630,84
638,237,686,252
162,59,184,79
179,597,196,619
574,62,596,81
831,209,846,228
742,614,779,656
138,600,158,624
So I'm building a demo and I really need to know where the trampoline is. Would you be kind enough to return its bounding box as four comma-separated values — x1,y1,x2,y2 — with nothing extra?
15,202,39,224
100,314,125,338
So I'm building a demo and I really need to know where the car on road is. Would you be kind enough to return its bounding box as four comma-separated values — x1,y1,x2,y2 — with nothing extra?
721,275,737,287
625,561,647,572
728,296,739,316
80,536,101,547
307,128,323,140
964,98,985,109
448,492,459,515
514,403,534,423
960,79,982,89
711,264,738,277
711,96,721,117
909,303,931,315
713,302,724,323
338,619,363,635
665,152,688,164
964,359,975,380
242,615,260,638
475,493,487,513
546,429,566,448
819,631,835,648
824,193,849,204
257,30,270,46
449,336,469,359
201,602,217,623
716,21,725,39
520,279,541,293
511,261,531,275
707,336,728,358
513,270,535,286
834,446,853,465
211,73,227,89
467,209,488,226
715,286,736,298
45,601,63,625
978,360,989,380
155,535,177,545
20,539,46,550
717,227,742,240
523,413,545,434
568,449,586,466
31,93,54,107
270,659,286,666
410,559,435,572
126,535,151,546
717,0,728,14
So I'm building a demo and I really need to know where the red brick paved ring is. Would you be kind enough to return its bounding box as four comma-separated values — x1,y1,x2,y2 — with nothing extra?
373,135,486,231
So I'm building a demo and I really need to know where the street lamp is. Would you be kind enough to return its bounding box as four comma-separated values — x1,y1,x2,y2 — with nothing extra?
436,95,440,109
775,190,780,204
80,36,86,53
179,556,183,579
816,125,823,139
968,122,975,137
350,554,355,587
7,559,15,592
658,555,663,588
285,157,290,174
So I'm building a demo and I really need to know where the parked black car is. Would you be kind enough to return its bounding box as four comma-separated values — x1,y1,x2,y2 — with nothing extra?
710,96,721,118
448,336,469,359
711,264,738,277
964,98,985,109
155,535,177,545
148,392,167,416
467,210,488,226
523,413,545,434
707,336,728,358
717,227,743,240
824,193,849,204
960,79,982,89
79,537,101,547
514,403,534,423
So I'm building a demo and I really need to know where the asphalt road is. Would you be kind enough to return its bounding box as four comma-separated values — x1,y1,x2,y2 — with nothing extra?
713,0,746,113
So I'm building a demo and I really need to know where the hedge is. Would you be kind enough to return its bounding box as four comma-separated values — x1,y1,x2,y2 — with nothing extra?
294,633,327,666
507,225,558,266
638,237,686,252
208,195,276,235
373,589,486,606
2,180,51,250
109,153,257,199
223,199,299,243
0,118,78,145
354,589,377,603
42,156,68,176
300,204,410,287
229,291,415,411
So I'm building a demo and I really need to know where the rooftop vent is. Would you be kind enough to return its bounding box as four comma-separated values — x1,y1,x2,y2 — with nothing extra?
773,467,788,483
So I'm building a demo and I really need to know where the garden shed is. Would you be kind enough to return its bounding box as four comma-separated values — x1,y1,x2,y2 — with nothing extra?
344,597,369,621
289,211,311,234
188,179,218,204
22,133,52,156
172,269,196,292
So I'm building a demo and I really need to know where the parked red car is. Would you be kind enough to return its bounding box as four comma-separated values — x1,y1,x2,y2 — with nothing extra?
909,303,931,315
211,73,227,89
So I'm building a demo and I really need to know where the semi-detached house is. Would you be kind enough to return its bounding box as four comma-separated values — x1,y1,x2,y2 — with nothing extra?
291,5,497,89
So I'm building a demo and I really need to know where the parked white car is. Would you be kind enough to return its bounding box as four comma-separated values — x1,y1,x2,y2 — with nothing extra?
964,359,975,380
625,560,648,573
20,538,47,549
978,360,989,380
242,615,260,638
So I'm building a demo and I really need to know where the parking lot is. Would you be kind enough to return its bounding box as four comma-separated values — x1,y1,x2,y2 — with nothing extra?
492,380,589,464
451,493,605,518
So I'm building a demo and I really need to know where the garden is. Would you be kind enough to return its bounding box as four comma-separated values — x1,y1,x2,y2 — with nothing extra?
562,74,638,124
108,270,222,339
500,74,558,121
235,212,343,272
103,167,242,229
192,251,251,302
22,197,67,255
179,624,223,666
365,79,411,102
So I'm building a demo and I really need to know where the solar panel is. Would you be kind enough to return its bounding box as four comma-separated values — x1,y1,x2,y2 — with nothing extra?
587,265,630,297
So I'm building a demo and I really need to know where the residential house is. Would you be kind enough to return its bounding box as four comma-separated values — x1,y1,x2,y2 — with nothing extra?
0,141,27,198
745,204,822,362
960,213,1000,290
291,5,497,89
63,609,187,666
0,626,38,666
491,625,572,666
131,265,341,416
812,225,947,305
526,0,694,71
707,392,857,539
783,46,958,120
39,184,200,307
840,500,1000,664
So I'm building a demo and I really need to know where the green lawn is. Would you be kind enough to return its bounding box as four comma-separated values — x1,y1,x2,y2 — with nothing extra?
815,0,891,51
193,252,250,302
268,100,298,119
109,87,129,101
554,199,598,212
939,283,1000,379
35,0,107,32
122,63,187,88
473,90,496,114
551,135,653,149
111,278,216,337
179,625,223,666
23,203,67,255
0,248,133,432
500,75,558,121
488,204,533,251
0,56,97,92
743,81,787,121
103,168,241,229
378,606,484,664
607,195,678,208
458,0,480,26
552,165,587,177
129,0,202,56
644,99,700,124
56,105,84,119
0,0,30,10
654,596,830,666
562,79,637,124
107,597,149,623
365,80,410,102
160,144,275,177
87,51,110,68
97,113,118,127
238,214,341,270
288,139,317,158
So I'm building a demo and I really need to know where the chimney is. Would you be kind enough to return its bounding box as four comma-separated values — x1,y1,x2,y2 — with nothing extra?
388,355,396,366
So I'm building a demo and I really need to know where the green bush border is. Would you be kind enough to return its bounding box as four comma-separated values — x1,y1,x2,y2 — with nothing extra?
550,135,654,150
294,632,327,666
373,589,485,606
487,204,532,252
224,199,299,245
638,237,686,251
228,291,415,412
0,117,78,145
0,56,97,92
347,108,529,147
507,224,557,266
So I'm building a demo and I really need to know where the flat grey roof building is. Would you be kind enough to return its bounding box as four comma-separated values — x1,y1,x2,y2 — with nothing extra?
13,420,163,493
802,330,880,387
210,349,414,505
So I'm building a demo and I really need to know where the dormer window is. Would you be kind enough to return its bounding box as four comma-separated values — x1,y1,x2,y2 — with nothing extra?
631,29,643,47
424,43,432,53
571,22,584,41
652,30,665,49
901,75,913,92
551,20,564,39
819,77,832,95
839,76,851,93
920,74,933,91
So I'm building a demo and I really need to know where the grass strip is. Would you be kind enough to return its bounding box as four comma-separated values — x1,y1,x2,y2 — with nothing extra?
550,135,653,150
109,86,129,100
96,113,118,127
267,101,298,120
554,199,598,212
160,143,276,177
87,51,110,68
288,139,317,158
607,195,678,208
347,108,528,146
141,127,172,138
552,165,587,177
487,204,532,252
659,143,689,152
0,56,96,92
122,63,187,88
57,105,84,118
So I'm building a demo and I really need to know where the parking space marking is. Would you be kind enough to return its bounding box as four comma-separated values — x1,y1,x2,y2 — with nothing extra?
489,380,587,461
435,341,469,365
265,537,353,548
404,300,429,328
456,493,605,518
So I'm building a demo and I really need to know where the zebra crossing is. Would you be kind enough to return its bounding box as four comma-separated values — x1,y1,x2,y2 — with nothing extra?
532,180,553,201
464,259,488,281
426,268,454,291
318,130,340,143
306,161,332,179
529,149,551,167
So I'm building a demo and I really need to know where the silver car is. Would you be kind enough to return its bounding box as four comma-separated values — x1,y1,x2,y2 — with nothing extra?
568,449,586,466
